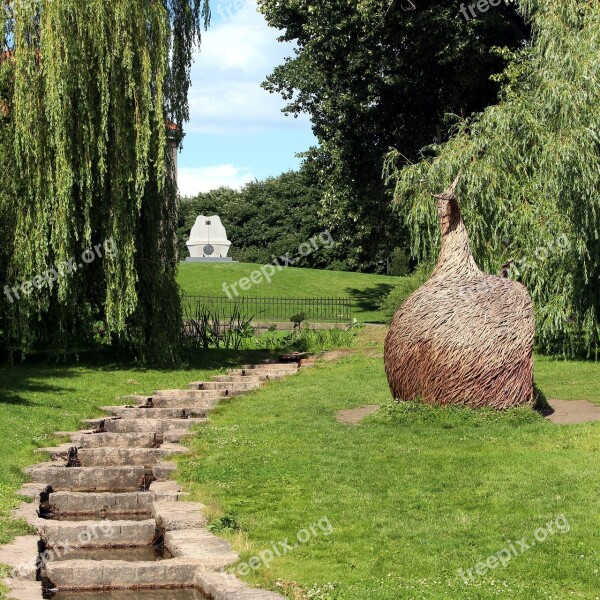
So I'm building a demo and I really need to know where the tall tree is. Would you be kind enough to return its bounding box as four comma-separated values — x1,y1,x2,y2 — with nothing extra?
385,0,600,357
0,0,209,363
259,0,528,270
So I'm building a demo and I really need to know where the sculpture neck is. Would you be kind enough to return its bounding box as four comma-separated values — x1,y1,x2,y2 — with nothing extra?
432,197,480,279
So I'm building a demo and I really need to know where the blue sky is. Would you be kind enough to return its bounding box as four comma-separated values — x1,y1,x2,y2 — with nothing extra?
178,0,316,196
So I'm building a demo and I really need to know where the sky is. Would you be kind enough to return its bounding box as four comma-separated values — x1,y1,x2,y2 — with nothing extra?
177,0,317,197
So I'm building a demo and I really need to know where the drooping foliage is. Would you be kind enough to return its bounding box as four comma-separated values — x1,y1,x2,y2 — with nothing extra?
385,0,600,357
0,51,15,304
258,0,529,270
0,0,209,363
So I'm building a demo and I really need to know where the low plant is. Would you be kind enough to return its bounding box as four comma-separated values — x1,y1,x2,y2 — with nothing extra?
183,302,255,350
239,325,359,353
286,326,358,353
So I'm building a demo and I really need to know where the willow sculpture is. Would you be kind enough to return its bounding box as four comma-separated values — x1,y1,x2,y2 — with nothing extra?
384,176,535,409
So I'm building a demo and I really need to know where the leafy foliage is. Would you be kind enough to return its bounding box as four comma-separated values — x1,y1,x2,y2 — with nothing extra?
384,0,600,357
378,263,430,322
389,247,412,277
0,0,209,363
0,55,15,309
258,0,529,270
183,302,255,350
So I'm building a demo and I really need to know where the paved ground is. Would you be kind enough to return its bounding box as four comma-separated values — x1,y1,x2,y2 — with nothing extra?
546,399,600,424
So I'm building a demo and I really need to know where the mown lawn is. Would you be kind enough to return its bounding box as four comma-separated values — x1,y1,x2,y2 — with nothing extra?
535,355,600,403
177,262,413,323
177,332,600,599
1,331,599,599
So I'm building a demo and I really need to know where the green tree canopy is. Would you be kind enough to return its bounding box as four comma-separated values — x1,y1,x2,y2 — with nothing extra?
1,0,209,362
258,0,528,270
385,0,600,357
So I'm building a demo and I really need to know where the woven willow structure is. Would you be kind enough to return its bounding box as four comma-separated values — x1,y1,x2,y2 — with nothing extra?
384,176,535,409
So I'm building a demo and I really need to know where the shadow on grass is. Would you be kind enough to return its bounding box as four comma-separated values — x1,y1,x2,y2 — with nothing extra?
345,283,395,321
0,347,282,405
0,393,34,406
0,363,73,407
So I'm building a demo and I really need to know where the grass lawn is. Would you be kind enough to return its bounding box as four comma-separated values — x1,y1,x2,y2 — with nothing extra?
177,330,600,599
535,355,600,403
1,329,599,599
177,262,416,323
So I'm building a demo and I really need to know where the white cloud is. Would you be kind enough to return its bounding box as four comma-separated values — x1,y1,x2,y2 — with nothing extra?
188,0,308,135
178,164,255,196
187,81,303,135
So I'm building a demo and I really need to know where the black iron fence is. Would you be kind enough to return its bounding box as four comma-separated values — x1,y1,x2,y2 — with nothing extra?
182,296,353,324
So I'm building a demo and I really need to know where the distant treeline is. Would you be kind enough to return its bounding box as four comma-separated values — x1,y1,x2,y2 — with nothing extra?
178,168,395,273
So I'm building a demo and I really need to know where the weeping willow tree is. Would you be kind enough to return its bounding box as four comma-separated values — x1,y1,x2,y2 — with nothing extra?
0,0,209,363
385,0,600,358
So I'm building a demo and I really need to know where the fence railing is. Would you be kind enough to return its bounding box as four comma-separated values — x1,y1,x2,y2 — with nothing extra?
182,296,353,324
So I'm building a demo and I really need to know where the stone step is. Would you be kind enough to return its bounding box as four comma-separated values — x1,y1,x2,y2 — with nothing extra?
37,444,77,461
100,407,210,420
165,528,237,566
73,446,187,468
116,394,153,404
228,368,294,378
196,571,285,600
26,464,149,492
163,429,196,443
187,381,262,392
82,416,120,427
71,432,160,449
153,461,178,481
152,389,227,400
44,556,233,592
48,490,181,517
211,374,269,383
101,418,206,434
38,519,156,549
152,502,207,531
241,363,299,371
38,442,185,464
40,587,209,599
147,396,221,410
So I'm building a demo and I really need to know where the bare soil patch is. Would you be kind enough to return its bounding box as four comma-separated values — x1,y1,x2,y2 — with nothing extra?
336,405,380,425
546,399,600,424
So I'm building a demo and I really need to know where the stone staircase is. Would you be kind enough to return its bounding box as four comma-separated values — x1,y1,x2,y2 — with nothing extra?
0,359,312,600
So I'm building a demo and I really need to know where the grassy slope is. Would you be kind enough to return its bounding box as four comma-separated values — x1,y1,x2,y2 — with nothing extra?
177,331,600,599
0,323,597,598
177,262,411,323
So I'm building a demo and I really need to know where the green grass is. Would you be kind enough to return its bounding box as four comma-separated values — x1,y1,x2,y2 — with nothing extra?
1,330,599,599
534,355,600,403
177,262,408,323
177,333,600,599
